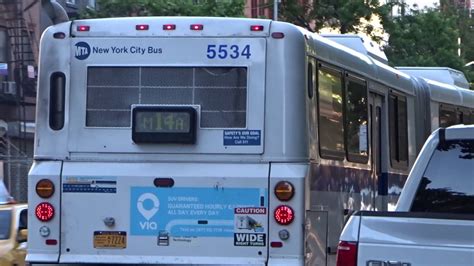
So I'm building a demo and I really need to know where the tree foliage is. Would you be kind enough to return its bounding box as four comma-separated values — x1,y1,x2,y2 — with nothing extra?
451,7,474,84
382,3,468,81
279,0,390,42
79,0,245,18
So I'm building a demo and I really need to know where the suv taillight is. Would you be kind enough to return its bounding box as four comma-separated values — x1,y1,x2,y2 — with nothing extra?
336,241,358,266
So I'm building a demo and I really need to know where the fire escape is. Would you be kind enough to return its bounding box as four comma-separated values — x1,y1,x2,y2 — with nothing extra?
0,0,38,201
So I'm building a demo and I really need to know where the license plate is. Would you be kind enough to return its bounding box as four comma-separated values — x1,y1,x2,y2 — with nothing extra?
93,231,126,249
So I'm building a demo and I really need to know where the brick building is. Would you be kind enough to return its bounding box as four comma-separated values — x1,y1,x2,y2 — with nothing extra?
0,0,95,202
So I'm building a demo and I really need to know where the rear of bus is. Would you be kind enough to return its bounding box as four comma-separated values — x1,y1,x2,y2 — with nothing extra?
27,18,308,265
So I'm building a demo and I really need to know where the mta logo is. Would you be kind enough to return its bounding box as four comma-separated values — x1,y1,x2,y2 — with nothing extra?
75,42,90,60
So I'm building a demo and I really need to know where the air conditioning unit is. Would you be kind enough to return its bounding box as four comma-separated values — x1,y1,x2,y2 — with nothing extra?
2,81,16,95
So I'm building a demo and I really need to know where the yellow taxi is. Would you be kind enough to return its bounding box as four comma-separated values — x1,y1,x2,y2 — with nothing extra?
0,181,27,266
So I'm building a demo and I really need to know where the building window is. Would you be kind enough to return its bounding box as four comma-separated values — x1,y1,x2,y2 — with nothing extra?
389,93,408,169
318,66,344,160
251,0,257,18
258,0,265,17
87,0,96,8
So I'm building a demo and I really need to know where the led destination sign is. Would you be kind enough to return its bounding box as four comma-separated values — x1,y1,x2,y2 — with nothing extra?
132,106,196,144
135,111,191,133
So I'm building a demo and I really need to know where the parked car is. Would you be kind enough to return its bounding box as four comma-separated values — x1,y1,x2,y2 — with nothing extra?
0,202,28,266
337,125,474,266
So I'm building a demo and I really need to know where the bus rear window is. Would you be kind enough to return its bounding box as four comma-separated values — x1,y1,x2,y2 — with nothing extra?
86,67,247,128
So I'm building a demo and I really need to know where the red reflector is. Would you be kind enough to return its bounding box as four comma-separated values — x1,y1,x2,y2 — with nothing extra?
77,25,90,32
35,202,54,222
136,24,149,31
154,178,175,188
336,241,358,266
45,239,58,245
163,24,176,30
250,25,264,31
270,241,283,248
271,32,285,39
274,205,294,225
190,24,204,30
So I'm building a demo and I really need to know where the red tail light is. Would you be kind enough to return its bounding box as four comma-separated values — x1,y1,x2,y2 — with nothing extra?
35,202,55,222
274,205,294,225
163,24,176,30
250,25,264,31
77,25,90,32
190,24,204,30
336,241,358,266
136,24,149,31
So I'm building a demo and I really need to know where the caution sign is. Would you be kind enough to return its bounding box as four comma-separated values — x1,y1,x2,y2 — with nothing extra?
234,233,266,247
234,207,267,247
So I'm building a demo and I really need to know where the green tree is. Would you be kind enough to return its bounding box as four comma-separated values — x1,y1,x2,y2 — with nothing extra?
80,0,245,18
382,4,467,76
451,6,474,84
279,0,390,42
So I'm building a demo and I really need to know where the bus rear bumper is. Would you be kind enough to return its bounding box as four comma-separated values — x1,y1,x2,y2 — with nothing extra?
267,257,303,265
58,255,268,265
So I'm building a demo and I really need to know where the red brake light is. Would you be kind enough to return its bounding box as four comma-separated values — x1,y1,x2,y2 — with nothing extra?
190,24,203,30
336,241,358,266
250,25,264,31
35,202,55,222
136,24,149,31
274,205,294,225
163,24,176,30
77,25,90,32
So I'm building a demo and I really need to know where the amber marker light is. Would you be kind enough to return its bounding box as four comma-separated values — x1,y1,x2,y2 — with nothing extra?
36,179,55,198
274,181,294,201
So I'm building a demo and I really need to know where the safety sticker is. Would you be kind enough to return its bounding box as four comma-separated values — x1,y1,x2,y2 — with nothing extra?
234,207,266,247
63,176,117,193
223,130,261,146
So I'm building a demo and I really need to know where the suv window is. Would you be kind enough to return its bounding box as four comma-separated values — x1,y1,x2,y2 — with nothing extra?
411,139,474,214
0,210,12,239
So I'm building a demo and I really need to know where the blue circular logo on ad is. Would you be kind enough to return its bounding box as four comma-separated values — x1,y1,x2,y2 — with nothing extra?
75,42,90,60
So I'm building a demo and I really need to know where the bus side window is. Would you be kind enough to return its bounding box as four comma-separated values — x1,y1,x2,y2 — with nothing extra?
317,66,344,160
389,93,408,169
307,62,314,99
344,76,368,163
439,104,457,127
49,72,66,130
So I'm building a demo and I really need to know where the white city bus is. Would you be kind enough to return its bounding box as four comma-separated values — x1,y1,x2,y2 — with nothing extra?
28,17,474,265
